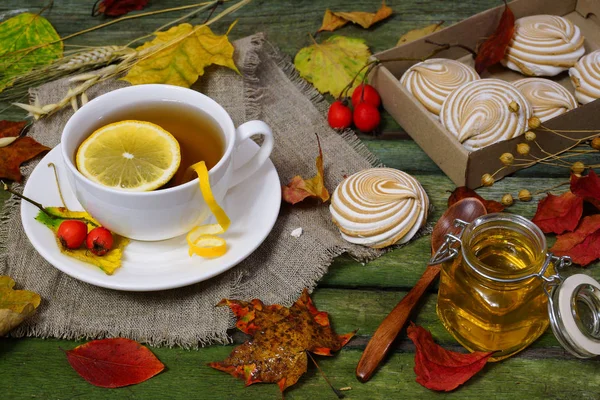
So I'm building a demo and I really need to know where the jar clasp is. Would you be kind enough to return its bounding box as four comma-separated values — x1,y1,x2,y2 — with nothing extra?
428,219,469,266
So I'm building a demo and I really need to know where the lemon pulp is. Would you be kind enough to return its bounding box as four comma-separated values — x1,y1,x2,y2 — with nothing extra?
76,120,181,192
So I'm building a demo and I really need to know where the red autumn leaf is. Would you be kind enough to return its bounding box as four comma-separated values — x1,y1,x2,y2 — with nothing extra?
551,215,600,253
531,191,583,234
209,289,355,394
448,186,504,213
474,1,515,74
282,135,330,205
570,169,600,209
0,120,49,182
93,0,149,17
551,214,600,266
65,338,164,388
407,323,493,392
554,230,600,266
0,120,27,139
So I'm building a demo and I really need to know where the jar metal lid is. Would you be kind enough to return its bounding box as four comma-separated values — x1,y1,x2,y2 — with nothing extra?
549,274,600,358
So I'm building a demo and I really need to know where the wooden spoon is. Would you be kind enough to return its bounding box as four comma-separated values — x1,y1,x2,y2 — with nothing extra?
355,197,487,382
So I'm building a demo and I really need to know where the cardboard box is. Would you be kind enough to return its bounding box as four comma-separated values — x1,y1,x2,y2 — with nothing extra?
371,0,600,188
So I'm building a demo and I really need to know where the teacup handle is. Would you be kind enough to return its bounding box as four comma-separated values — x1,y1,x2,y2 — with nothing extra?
230,120,274,188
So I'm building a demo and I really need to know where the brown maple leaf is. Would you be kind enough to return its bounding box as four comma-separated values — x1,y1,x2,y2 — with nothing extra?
209,289,355,394
282,135,330,205
0,120,49,182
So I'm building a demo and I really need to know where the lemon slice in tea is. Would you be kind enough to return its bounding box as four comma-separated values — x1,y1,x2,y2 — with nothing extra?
76,120,181,192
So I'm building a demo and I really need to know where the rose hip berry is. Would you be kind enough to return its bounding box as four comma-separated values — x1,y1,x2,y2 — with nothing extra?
57,220,88,249
327,100,353,129
86,227,114,256
351,84,381,108
353,102,381,132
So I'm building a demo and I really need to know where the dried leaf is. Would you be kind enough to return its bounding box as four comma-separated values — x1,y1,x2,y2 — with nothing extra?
0,276,41,336
0,126,49,182
551,215,600,266
282,136,330,204
532,192,583,234
318,1,393,33
294,35,371,97
209,289,355,394
474,2,515,74
35,207,129,275
65,338,164,388
448,186,504,213
123,22,239,88
94,0,149,17
407,323,493,391
571,169,600,209
318,10,349,33
552,230,600,266
397,22,444,46
0,13,63,92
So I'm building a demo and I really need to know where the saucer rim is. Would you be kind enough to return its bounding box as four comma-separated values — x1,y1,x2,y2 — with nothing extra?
20,143,281,292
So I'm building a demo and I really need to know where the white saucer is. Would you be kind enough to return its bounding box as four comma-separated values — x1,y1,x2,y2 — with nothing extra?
21,140,281,291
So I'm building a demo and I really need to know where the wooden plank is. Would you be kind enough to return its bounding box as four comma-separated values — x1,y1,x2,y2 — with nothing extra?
2,0,600,398
0,336,598,399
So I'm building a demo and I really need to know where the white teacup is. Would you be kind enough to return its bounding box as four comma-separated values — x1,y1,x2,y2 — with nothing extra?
61,84,274,241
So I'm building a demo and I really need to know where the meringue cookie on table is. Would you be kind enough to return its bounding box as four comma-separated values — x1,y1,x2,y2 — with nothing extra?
502,15,585,77
513,78,577,122
330,168,429,249
400,58,479,116
440,79,532,152
569,50,600,104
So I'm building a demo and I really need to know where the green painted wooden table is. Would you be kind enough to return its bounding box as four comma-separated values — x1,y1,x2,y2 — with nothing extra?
1,1,599,398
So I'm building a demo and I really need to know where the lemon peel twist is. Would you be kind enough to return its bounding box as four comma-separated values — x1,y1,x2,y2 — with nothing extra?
186,161,231,258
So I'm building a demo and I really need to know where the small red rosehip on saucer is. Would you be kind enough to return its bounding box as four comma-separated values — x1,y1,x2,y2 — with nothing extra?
351,84,381,108
57,220,88,249
353,102,381,133
86,227,114,256
328,100,353,130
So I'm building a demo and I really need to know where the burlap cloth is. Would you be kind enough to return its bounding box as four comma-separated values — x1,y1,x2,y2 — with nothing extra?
0,34,415,347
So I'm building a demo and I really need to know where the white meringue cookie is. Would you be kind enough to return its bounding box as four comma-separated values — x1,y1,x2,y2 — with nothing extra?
400,58,480,116
513,78,577,122
440,79,532,152
502,15,585,77
330,168,428,249
569,49,600,104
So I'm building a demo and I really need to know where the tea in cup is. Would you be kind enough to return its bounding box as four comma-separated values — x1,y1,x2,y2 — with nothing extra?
61,84,274,241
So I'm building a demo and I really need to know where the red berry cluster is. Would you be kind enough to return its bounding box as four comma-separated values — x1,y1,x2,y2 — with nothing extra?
57,220,114,256
327,84,381,133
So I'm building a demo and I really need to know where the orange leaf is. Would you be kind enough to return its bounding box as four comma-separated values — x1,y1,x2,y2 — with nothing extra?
210,289,355,394
0,120,49,182
474,1,515,74
317,1,392,32
318,10,348,32
282,135,330,204
407,323,493,391
65,338,164,388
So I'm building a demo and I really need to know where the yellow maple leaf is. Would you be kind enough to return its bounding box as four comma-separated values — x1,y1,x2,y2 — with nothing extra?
317,1,392,33
0,276,41,336
35,207,129,275
294,36,371,98
397,22,444,46
123,22,239,87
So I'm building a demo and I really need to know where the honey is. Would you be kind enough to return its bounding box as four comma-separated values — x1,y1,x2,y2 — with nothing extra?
436,214,552,361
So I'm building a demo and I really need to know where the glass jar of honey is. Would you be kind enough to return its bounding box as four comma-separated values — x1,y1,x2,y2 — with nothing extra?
430,213,600,361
